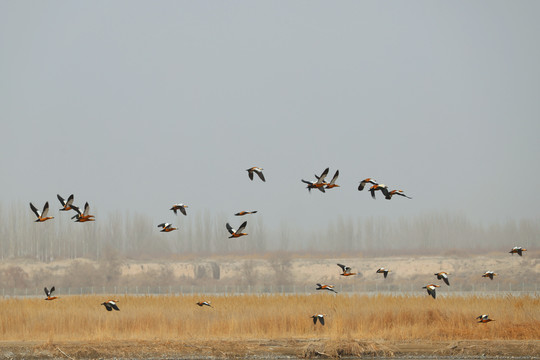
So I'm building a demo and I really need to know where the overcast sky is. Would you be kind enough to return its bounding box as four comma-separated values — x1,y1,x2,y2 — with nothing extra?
1,1,539,232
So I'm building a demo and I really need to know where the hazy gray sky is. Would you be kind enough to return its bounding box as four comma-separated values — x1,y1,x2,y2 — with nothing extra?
1,1,539,231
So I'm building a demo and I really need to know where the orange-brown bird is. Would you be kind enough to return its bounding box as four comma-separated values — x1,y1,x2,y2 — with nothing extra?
235,211,258,216
316,283,337,293
434,272,450,286
57,194,75,211
358,178,378,191
311,314,326,325
385,189,412,200
509,247,526,256
477,314,495,323
102,299,120,311
158,223,177,232
196,301,212,307
246,167,265,182
369,184,390,199
302,168,330,193
71,202,95,222
44,286,57,300
337,263,356,276
30,202,54,222
170,204,188,216
376,268,391,278
226,221,248,238
423,284,440,299
482,271,498,280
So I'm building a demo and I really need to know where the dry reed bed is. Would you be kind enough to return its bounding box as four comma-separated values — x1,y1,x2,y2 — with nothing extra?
0,294,538,342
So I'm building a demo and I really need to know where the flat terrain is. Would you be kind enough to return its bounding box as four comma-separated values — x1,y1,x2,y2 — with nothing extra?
0,339,539,359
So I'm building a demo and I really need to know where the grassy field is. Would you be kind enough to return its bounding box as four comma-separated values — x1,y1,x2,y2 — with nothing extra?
1,293,538,342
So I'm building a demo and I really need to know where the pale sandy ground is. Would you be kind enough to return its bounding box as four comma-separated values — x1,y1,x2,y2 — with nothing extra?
2,253,538,287
1,339,539,359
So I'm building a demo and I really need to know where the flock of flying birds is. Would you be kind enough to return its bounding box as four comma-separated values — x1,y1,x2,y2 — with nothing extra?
29,167,527,323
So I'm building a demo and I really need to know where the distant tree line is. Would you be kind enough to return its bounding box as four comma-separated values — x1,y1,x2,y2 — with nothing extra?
0,202,538,261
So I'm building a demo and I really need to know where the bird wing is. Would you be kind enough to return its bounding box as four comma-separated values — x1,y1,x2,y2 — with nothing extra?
179,206,187,216
111,303,120,311
236,221,247,233
380,187,390,198
44,287,50,296
103,303,113,311
316,168,329,184
30,203,41,218
256,170,265,182
50,286,55,294
41,202,50,217
83,202,90,216
66,194,74,206
57,194,66,206
358,181,366,191
442,274,450,286
328,170,339,185
226,223,235,235
337,264,347,272
370,188,376,199
301,179,313,185
157,223,167,228
248,170,254,181
319,316,325,326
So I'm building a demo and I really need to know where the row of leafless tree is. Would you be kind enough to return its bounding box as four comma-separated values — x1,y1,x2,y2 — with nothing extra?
1,202,538,261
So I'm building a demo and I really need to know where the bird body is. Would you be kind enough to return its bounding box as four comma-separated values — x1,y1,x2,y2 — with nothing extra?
358,178,378,191
170,204,188,216
246,167,265,182
337,263,356,276
196,301,212,307
311,314,326,325
30,202,54,222
477,314,495,323
386,189,412,200
57,194,75,211
102,299,120,311
44,286,57,300
509,247,526,256
482,271,498,280
434,272,450,286
316,283,337,293
423,284,440,299
235,211,258,216
158,223,178,232
71,202,95,222
369,184,389,199
376,268,390,278
226,221,248,238
302,168,329,193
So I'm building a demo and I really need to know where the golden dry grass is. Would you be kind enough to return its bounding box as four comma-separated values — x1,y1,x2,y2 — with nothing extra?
0,294,538,342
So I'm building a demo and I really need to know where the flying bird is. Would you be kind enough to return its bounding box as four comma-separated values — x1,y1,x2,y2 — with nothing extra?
337,263,356,276
369,184,390,199
423,284,440,299
71,202,95,222
315,170,340,189
302,167,329,193
44,286,57,300
315,283,337,293
196,301,213,307
234,211,258,216
385,190,412,200
170,204,188,216
434,272,450,286
158,223,178,232
226,221,248,238
482,271,498,280
57,194,75,211
246,167,265,182
102,299,120,311
376,268,391,278
509,247,526,256
30,202,54,222
477,314,495,323
311,314,326,325
358,178,378,191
